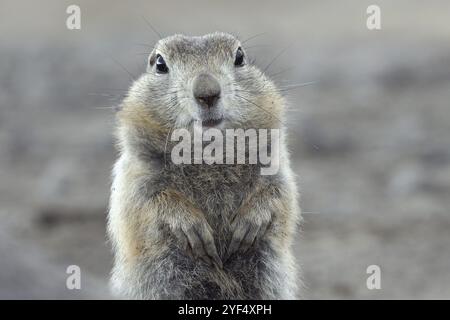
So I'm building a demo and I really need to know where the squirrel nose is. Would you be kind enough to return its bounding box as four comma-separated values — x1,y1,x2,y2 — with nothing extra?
193,73,221,109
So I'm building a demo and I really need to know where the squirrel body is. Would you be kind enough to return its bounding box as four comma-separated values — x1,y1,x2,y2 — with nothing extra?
108,33,301,299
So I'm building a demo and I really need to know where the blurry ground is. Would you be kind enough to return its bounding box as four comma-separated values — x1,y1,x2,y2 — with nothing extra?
0,0,450,299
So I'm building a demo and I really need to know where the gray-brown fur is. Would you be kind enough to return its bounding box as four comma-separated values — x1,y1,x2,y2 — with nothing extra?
107,32,301,299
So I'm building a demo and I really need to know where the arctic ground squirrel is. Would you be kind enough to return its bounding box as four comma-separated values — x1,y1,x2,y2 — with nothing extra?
108,32,301,299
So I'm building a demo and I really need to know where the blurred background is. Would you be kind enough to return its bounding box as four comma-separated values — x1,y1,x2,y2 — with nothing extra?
0,0,449,299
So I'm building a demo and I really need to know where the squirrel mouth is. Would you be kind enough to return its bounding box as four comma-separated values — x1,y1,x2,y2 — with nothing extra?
202,117,223,127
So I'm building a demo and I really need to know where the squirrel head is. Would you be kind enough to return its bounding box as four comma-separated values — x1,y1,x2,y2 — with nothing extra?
117,32,285,154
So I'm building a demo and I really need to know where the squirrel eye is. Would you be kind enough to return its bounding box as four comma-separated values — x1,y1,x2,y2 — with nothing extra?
234,47,245,67
155,54,169,74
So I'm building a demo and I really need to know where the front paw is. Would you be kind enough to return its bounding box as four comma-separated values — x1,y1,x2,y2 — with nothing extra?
172,219,222,268
225,213,271,261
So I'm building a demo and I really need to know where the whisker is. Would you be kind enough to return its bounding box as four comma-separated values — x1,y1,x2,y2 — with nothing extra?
241,32,268,44
134,43,154,47
109,56,136,81
92,106,119,111
235,94,284,124
88,92,122,97
269,67,293,78
141,16,162,39
155,90,181,98
278,81,318,91
263,47,289,73
245,44,274,50
95,88,129,92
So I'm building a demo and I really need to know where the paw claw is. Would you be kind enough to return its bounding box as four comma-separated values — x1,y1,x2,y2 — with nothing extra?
176,221,223,268
226,216,270,260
